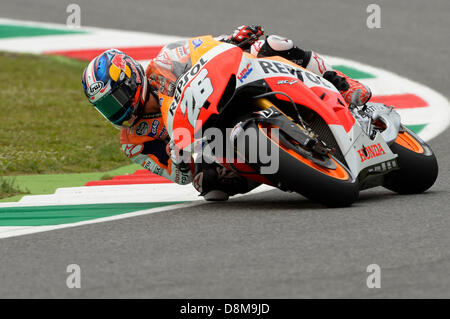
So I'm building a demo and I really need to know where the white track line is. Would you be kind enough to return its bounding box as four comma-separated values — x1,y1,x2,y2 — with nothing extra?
0,185,275,239
0,18,186,53
0,184,274,207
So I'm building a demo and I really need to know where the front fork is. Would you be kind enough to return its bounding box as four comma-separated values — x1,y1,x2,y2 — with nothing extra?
350,102,402,145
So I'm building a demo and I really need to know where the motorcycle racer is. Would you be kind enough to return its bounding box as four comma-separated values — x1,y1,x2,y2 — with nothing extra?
81,25,372,200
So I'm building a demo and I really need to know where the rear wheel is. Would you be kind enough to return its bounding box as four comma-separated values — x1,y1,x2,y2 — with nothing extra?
383,127,438,194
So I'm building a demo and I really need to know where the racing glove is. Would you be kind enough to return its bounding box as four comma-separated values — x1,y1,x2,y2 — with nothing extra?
228,25,264,50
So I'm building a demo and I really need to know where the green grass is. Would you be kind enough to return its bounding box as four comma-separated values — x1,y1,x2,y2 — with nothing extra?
0,163,142,202
0,177,30,199
0,52,131,177
100,174,114,180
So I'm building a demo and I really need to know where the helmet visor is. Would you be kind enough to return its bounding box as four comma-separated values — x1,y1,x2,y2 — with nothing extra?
94,85,134,127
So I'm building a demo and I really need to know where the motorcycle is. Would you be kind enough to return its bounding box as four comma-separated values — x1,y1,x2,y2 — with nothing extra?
158,35,438,207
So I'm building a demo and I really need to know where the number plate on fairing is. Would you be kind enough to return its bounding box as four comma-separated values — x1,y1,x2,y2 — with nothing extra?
164,40,243,150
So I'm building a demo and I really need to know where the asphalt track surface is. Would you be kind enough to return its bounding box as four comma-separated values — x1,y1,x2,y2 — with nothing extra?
1,0,449,298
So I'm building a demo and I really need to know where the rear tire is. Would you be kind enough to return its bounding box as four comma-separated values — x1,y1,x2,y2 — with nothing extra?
383,128,438,194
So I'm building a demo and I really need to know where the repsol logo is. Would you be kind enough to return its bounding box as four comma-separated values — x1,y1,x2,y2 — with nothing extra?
173,57,208,105
358,143,386,162
258,60,333,89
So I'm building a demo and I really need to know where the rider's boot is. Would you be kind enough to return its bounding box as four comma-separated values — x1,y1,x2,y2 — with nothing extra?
323,69,372,106
304,51,372,106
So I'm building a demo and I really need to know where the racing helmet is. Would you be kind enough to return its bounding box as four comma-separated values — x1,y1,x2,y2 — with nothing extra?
82,49,148,127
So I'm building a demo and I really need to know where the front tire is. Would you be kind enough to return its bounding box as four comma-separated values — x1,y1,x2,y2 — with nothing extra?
247,122,360,207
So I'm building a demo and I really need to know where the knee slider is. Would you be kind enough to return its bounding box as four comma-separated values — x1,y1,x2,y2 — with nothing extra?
266,35,294,51
257,35,307,66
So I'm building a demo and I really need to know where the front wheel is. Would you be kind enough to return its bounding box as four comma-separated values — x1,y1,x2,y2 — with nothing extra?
383,127,438,194
247,122,360,207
